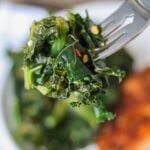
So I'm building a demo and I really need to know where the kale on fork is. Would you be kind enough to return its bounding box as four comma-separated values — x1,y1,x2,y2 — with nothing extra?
23,12,125,122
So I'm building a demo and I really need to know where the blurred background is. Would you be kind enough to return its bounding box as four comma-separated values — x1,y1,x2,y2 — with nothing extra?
0,0,150,150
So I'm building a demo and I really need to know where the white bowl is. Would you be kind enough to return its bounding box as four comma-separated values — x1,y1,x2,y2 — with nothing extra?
0,1,150,150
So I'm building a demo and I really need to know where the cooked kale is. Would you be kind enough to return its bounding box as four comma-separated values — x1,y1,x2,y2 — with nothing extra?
23,12,125,122
7,47,133,150
8,51,97,150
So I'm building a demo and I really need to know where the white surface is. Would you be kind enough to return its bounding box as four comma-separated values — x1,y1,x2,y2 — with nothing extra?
0,0,150,150
126,25,150,70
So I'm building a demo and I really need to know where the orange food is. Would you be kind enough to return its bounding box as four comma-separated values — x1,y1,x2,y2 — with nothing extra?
122,69,150,105
97,68,150,150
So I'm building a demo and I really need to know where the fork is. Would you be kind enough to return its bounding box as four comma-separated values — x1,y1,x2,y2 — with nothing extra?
94,0,150,61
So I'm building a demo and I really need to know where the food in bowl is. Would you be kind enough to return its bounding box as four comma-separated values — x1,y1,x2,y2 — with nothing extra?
9,52,97,150
7,49,133,150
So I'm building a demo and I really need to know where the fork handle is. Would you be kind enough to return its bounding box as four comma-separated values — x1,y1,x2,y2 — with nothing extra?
136,0,150,13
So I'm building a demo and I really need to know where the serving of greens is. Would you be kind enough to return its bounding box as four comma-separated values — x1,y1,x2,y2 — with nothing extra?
23,12,125,122
7,48,133,150
9,52,97,150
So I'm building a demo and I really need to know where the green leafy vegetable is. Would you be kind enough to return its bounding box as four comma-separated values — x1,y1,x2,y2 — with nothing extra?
23,12,125,122
8,51,97,150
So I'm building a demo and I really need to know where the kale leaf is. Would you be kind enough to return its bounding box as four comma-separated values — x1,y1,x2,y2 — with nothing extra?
23,12,125,122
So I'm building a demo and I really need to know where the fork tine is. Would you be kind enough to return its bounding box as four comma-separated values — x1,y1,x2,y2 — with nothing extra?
94,13,147,61
101,2,134,37
93,31,125,54
94,0,150,61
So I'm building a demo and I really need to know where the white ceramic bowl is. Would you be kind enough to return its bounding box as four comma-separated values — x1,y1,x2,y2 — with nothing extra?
0,1,150,150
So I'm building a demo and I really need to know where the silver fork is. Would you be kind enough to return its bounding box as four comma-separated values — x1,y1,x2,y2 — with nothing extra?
94,0,150,61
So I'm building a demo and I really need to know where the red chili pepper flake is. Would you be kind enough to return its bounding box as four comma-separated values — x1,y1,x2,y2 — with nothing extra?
75,49,82,57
